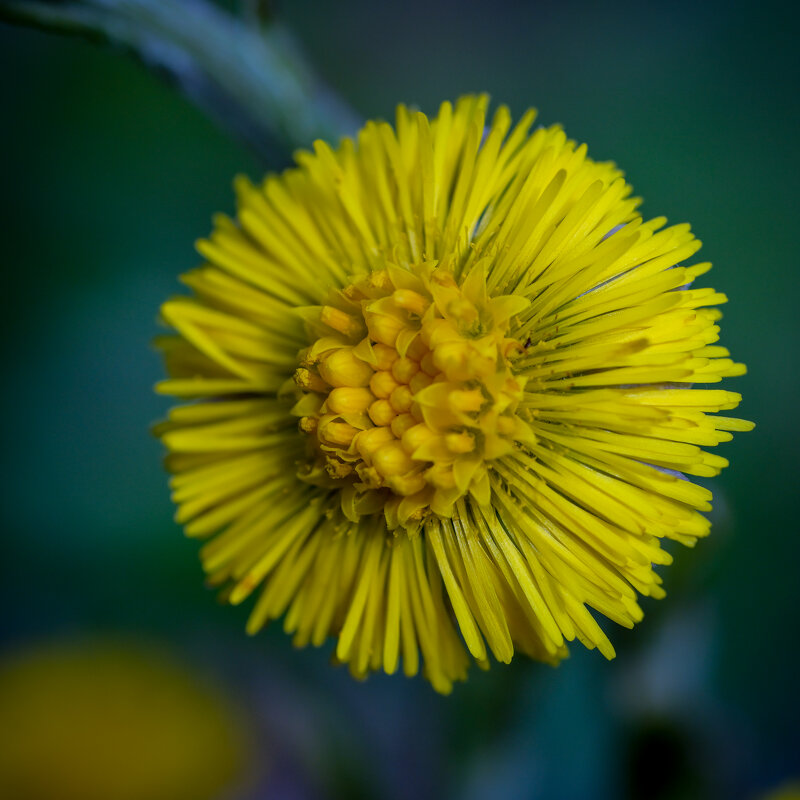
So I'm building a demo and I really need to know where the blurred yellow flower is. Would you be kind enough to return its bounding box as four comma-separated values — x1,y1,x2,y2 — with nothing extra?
0,640,251,800
760,782,800,800
156,95,752,693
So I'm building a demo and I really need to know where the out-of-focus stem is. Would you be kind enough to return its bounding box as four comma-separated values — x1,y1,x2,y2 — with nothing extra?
0,0,361,164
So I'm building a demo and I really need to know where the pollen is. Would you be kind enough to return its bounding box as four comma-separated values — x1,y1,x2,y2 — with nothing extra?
292,263,533,528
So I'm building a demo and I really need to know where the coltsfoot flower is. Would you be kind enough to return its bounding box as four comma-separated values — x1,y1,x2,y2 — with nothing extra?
156,95,752,693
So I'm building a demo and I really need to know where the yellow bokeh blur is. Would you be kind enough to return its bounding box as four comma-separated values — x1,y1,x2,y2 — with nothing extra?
760,782,800,800
0,639,253,800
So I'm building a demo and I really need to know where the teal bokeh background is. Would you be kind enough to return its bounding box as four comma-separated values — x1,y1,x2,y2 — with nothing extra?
1,1,797,798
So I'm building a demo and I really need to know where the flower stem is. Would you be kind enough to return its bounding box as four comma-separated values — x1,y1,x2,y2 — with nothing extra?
0,0,362,164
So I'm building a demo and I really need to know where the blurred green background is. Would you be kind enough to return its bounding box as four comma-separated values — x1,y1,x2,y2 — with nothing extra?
1,1,797,798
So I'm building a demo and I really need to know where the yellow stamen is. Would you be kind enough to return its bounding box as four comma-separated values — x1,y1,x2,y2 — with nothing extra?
387,472,428,496
446,431,476,453
321,306,363,338
450,389,485,413
294,368,328,393
409,371,433,394
420,352,438,376
401,423,437,454
369,370,399,398
298,416,318,433
366,312,406,347
326,386,375,414
368,399,396,427
355,427,395,459
326,459,354,479
447,297,478,323
372,343,398,370
391,357,420,384
389,385,414,413
372,442,416,477
426,463,456,489
320,420,358,447
319,348,374,387
390,413,417,438
393,289,429,315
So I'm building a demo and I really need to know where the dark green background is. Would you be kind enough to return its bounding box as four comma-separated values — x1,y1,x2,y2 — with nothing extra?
1,1,797,798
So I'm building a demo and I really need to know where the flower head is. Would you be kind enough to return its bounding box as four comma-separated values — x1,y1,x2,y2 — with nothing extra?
156,95,752,693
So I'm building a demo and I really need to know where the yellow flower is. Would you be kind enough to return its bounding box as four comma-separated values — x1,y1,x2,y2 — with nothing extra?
760,781,800,800
156,95,752,693
0,640,252,800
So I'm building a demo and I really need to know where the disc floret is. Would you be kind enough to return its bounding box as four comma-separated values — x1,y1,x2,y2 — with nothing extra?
292,262,534,530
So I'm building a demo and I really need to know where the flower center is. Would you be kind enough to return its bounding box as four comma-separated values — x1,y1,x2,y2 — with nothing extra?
292,262,533,531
